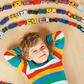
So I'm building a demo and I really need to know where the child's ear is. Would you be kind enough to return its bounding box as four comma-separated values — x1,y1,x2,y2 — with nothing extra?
26,56,32,61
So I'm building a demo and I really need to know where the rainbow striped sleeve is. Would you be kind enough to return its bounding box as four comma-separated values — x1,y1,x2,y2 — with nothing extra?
46,31,64,60
4,48,27,73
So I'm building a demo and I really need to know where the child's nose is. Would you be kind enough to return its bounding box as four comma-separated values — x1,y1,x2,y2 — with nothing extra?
38,50,44,54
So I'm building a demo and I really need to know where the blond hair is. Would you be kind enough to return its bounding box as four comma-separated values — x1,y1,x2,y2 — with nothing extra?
19,32,42,60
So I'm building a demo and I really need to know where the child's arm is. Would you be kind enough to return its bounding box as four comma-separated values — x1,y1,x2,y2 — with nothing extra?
46,31,64,61
4,48,28,74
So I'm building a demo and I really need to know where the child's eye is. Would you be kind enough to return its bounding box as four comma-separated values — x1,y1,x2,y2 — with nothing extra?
33,50,37,53
41,46,45,49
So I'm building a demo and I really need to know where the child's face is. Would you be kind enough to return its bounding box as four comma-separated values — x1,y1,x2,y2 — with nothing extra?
28,38,49,64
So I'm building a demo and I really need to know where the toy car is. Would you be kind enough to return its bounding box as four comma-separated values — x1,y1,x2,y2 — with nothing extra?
12,1,23,8
9,13,19,20
17,20,27,26
39,17,49,23
19,10,28,16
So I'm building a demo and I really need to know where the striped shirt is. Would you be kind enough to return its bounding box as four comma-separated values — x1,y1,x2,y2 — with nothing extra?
4,31,68,84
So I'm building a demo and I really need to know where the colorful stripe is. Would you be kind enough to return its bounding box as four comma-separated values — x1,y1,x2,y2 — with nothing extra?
56,32,64,40
53,31,61,41
22,61,28,73
55,38,64,49
28,62,62,79
29,66,64,83
27,58,61,75
53,50,62,60
17,59,24,71
8,56,20,67
52,80,68,84
54,47,64,55
4,56,14,60
33,71,66,84
4,50,17,56
8,57,21,67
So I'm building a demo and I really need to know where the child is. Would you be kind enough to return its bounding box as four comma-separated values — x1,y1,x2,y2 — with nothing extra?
4,31,68,84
